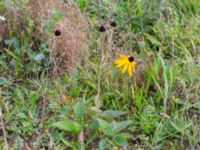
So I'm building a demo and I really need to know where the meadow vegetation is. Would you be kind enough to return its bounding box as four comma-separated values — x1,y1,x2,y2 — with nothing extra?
0,0,200,149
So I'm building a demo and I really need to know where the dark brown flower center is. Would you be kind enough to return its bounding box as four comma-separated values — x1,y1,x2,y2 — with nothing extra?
55,30,61,36
128,56,134,62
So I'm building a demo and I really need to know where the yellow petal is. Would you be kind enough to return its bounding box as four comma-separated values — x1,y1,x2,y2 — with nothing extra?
131,62,136,72
116,60,127,68
115,54,128,65
121,63,128,73
119,54,128,59
128,63,133,76
115,58,126,65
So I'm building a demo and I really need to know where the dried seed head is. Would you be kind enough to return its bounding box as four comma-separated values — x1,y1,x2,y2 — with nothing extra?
55,30,61,36
99,25,106,32
110,21,117,27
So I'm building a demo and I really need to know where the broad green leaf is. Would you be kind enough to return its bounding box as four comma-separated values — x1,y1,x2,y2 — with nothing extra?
113,133,130,147
52,120,82,134
113,120,132,133
87,106,101,116
4,37,19,48
97,118,113,136
94,95,103,108
0,77,7,86
98,138,114,150
99,110,125,118
73,101,86,118
89,120,99,130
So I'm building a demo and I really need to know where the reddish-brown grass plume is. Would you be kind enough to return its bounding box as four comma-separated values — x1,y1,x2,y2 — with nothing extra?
29,0,88,75
2,0,88,76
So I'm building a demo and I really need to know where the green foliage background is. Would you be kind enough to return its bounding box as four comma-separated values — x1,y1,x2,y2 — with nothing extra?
0,0,200,149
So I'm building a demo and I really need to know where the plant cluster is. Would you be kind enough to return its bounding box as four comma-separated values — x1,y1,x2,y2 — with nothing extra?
0,0,200,149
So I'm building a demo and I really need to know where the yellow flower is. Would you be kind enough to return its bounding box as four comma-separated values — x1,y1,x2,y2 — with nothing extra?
115,54,137,76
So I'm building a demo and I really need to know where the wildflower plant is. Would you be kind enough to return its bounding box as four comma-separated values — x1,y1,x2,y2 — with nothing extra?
115,54,137,77
115,54,137,98
0,0,199,149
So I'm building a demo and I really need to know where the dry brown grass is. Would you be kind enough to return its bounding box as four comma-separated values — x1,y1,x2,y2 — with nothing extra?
0,21,7,48
2,0,88,76
49,17,86,75
29,0,88,76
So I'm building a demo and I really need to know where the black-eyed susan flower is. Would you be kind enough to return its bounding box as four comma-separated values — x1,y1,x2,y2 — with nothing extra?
115,54,137,76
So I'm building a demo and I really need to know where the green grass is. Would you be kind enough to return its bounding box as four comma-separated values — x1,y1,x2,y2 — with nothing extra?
0,0,200,149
